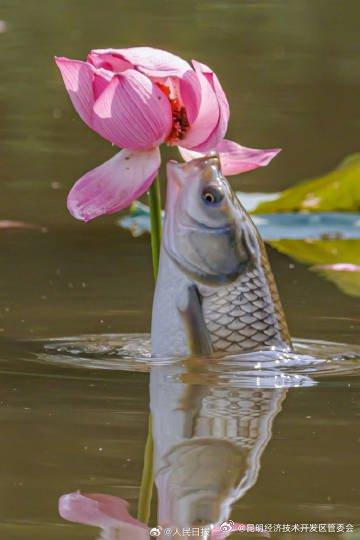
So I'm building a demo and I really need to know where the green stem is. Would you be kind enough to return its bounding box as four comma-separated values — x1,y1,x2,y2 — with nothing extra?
137,414,154,523
137,175,162,523
148,175,162,279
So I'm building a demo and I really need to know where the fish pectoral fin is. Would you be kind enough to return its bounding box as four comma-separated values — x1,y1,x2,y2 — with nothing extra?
176,284,213,357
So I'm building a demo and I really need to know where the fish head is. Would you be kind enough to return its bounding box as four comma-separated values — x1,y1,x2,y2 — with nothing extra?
164,155,259,287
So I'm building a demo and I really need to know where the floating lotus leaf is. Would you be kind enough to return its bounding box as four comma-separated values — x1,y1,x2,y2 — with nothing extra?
254,154,360,213
270,239,360,297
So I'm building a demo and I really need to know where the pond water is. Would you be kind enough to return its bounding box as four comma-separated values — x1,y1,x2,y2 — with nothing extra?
0,0,359,539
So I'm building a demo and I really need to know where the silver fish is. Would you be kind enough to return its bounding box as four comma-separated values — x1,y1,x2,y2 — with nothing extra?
151,154,291,357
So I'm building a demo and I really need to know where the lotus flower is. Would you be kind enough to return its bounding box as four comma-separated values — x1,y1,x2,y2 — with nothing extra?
55,47,280,222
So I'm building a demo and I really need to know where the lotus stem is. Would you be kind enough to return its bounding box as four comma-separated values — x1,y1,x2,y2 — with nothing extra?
148,174,162,279
137,176,162,523
137,414,154,524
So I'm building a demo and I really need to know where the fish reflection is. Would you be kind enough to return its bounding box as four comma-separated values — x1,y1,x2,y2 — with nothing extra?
151,357,289,537
59,482,240,539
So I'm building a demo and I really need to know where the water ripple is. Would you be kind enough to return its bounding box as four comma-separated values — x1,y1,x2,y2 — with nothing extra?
18,334,360,389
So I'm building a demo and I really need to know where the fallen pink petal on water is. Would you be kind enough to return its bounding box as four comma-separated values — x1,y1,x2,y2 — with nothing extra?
312,263,360,272
0,220,45,231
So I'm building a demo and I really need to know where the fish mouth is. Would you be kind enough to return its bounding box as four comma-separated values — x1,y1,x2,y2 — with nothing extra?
166,154,221,197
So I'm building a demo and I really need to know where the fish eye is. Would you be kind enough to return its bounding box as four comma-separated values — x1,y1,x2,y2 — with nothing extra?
201,185,224,206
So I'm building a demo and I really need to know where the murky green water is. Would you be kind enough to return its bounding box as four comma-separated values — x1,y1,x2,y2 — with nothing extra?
0,0,359,538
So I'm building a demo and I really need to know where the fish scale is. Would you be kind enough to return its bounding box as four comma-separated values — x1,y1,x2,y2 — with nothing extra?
202,243,291,353
198,387,286,448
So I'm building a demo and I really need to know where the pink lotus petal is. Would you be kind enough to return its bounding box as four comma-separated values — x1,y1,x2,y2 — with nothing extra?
179,68,220,150
67,147,161,221
88,52,133,73
93,70,172,150
179,141,281,176
189,60,230,152
59,492,148,537
92,68,113,100
89,47,191,78
179,70,202,125
55,57,96,127
313,263,360,272
0,220,44,231
217,140,281,175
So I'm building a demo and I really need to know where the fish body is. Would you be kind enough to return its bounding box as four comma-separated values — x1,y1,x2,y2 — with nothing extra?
201,247,290,353
151,155,291,357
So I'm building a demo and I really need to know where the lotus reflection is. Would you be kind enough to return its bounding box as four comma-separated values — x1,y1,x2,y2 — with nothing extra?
59,355,313,538
59,492,149,539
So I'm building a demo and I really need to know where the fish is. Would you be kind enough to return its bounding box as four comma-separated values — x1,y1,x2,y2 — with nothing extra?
151,154,291,357
150,155,293,532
